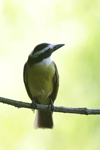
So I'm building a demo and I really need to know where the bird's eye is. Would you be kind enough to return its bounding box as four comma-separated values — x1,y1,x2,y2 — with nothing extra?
46,49,51,55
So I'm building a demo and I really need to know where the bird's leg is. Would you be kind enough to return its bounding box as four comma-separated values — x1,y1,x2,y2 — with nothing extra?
31,97,37,109
49,98,54,111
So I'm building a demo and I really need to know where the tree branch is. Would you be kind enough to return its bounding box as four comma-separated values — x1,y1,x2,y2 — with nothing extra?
0,96,100,115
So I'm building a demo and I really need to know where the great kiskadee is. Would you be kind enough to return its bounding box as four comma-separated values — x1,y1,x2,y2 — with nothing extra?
23,43,64,129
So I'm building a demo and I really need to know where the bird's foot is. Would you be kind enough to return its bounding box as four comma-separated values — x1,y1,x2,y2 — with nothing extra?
31,99,37,109
49,99,54,111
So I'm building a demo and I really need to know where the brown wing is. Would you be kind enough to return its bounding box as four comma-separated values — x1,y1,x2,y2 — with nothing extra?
23,62,34,101
51,61,59,102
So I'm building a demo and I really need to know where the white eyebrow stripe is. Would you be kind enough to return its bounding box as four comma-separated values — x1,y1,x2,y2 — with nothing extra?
34,46,49,56
30,44,54,57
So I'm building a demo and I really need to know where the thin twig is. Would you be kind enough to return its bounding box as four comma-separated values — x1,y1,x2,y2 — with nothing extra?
0,96,100,115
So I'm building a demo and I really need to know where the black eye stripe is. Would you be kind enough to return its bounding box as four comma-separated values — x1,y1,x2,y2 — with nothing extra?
39,48,51,57
46,49,51,54
28,48,51,66
32,43,50,54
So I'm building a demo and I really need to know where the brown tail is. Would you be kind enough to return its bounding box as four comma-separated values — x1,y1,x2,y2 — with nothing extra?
34,110,53,129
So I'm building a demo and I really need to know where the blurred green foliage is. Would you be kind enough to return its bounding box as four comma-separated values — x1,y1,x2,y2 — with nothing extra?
0,0,100,150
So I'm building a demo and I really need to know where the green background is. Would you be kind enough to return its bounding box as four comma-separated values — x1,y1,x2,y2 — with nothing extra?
0,0,100,149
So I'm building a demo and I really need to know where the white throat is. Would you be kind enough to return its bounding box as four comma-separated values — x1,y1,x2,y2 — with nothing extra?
36,56,52,66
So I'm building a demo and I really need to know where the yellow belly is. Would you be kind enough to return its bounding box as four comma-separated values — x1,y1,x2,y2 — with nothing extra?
27,62,55,105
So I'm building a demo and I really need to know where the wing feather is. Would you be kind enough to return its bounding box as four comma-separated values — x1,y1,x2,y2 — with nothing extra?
23,62,34,101
51,61,59,102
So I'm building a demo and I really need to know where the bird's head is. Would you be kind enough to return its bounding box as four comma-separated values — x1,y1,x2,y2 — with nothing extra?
28,43,65,65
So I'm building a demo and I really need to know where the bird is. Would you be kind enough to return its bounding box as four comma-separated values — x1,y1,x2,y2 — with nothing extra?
23,43,65,129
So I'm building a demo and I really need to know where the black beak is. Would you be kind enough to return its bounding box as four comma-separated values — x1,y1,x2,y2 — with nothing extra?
53,44,65,52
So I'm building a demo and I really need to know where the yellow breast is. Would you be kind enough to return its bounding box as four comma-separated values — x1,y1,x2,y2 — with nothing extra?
27,62,55,105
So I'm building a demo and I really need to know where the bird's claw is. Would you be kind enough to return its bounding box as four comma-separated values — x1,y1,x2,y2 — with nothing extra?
31,100,37,109
49,99,54,111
